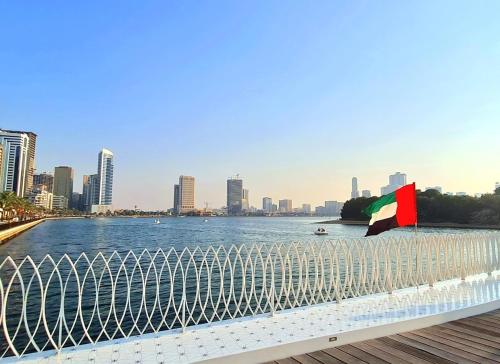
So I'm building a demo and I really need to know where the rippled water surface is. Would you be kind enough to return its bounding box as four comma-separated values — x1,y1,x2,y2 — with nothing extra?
0,216,480,261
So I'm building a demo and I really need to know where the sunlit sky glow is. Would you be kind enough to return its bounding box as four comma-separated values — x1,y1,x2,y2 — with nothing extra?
1,1,499,210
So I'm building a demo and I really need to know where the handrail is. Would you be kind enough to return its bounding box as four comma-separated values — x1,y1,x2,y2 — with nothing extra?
0,232,499,358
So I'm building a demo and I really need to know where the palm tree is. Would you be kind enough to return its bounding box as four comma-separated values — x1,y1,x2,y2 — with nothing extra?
0,191,18,221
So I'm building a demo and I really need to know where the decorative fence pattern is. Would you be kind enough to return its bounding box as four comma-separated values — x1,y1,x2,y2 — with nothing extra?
1,233,499,358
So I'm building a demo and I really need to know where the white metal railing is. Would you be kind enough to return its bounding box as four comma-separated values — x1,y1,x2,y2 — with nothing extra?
0,233,499,358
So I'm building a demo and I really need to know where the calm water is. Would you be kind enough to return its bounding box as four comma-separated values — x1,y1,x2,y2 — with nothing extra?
0,216,481,261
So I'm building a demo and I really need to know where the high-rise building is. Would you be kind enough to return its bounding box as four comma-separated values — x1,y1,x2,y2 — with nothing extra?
82,174,100,212
495,182,500,192
389,172,407,186
262,197,272,213
173,184,180,214
24,132,36,195
53,166,74,201
97,149,114,206
381,172,407,195
71,192,82,210
0,144,3,190
178,175,195,214
302,204,312,214
0,130,31,197
33,172,54,193
227,177,243,215
279,199,292,213
351,177,359,199
361,190,371,198
242,189,249,211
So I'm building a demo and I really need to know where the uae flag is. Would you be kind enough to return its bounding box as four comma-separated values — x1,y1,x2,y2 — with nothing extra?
363,183,417,236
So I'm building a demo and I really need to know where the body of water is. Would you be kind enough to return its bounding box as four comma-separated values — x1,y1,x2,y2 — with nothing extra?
0,216,482,261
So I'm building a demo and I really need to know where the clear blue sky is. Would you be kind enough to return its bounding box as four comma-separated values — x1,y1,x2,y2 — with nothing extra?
1,1,499,209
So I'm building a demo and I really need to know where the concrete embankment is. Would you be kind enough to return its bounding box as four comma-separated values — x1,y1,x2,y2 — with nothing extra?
0,219,45,244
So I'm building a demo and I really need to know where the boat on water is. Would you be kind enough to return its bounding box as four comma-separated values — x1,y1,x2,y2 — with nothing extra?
154,219,160,224
314,228,328,235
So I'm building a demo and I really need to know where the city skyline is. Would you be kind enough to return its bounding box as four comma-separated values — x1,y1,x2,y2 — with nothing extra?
2,2,500,209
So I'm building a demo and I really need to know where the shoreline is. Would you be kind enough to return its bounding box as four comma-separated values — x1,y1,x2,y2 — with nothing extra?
317,219,500,230
0,219,46,244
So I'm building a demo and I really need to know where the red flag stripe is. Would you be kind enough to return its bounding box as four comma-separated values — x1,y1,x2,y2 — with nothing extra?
395,182,417,227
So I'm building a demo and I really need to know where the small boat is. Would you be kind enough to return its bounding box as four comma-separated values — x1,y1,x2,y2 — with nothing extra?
314,228,328,236
203,219,209,222
154,219,160,224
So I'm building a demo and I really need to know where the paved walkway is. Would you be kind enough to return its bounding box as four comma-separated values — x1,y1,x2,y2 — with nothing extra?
269,309,500,364
5,272,500,364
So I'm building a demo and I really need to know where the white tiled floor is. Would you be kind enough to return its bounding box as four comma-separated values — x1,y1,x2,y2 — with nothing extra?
6,272,500,364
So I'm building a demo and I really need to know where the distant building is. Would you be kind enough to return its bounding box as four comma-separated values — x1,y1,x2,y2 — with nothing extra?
302,204,312,214
279,199,292,213
351,177,359,199
315,206,325,215
262,197,272,213
27,188,53,209
178,175,195,214
82,174,99,212
173,184,180,214
242,189,249,211
97,149,113,206
444,192,454,196
0,130,32,197
0,144,3,190
361,190,371,198
33,172,54,193
53,166,74,201
381,172,407,195
425,186,442,194
456,192,467,197
71,192,82,210
495,182,500,192
271,204,278,213
52,195,69,209
90,149,114,213
324,201,343,216
227,177,243,215
475,193,483,198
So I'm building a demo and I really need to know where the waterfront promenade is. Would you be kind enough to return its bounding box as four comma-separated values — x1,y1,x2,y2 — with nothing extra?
269,308,500,364
5,272,500,363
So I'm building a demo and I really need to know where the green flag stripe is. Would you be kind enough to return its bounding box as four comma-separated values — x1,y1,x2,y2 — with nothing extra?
363,191,396,217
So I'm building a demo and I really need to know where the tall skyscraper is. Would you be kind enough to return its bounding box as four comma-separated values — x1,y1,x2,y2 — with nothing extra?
0,129,32,197
0,144,4,191
279,199,292,213
97,149,114,206
178,175,195,214
361,190,371,198
351,177,359,199
242,189,249,211
227,177,243,215
53,166,74,201
173,184,180,214
24,131,37,195
262,197,272,213
33,172,54,192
